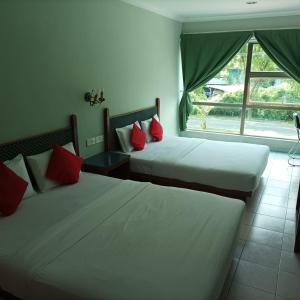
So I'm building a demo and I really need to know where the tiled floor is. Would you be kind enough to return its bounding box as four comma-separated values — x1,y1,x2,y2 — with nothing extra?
222,152,300,300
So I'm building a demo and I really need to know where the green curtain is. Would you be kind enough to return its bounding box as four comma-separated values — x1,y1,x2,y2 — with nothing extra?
254,29,300,83
179,31,252,131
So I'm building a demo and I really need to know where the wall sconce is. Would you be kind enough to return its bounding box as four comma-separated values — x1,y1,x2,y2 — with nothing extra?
85,89,105,106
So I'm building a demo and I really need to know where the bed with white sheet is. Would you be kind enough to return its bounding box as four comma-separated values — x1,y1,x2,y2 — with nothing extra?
129,136,269,194
0,173,244,300
103,99,270,200
0,115,245,300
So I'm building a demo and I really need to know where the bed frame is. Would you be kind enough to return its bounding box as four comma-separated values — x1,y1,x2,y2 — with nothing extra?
0,115,79,161
103,98,251,201
104,99,160,152
0,115,79,300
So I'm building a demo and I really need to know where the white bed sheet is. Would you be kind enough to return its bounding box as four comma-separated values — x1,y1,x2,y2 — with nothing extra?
129,136,270,192
0,172,245,300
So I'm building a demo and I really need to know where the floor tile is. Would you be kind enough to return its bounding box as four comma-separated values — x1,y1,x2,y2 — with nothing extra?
253,214,285,233
247,226,283,250
289,191,299,201
290,180,299,188
282,234,295,252
280,251,300,275
268,174,291,183
234,239,245,259
270,163,291,170
284,220,296,235
287,199,297,208
227,282,275,300
234,260,277,293
272,169,290,175
257,204,287,219
263,187,289,198
223,154,299,300
288,189,298,199
290,173,299,180
291,175,300,183
241,241,281,269
286,208,297,221
291,186,299,194
277,271,300,300
267,179,290,189
289,180,298,189
261,194,288,208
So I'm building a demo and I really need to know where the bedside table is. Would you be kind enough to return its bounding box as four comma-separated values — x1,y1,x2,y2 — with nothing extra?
82,152,130,179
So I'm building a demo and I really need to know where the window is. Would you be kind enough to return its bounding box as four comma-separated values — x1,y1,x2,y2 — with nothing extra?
188,42,300,139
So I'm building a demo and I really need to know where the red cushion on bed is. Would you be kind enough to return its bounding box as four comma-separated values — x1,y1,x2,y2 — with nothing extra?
150,117,163,141
46,145,83,185
0,161,28,216
130,123,146,150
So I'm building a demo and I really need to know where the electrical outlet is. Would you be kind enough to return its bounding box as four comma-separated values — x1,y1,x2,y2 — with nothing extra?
95,135,104,144
86,137,96,147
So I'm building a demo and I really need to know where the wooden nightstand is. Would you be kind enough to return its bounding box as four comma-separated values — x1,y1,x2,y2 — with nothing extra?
82,152,130,179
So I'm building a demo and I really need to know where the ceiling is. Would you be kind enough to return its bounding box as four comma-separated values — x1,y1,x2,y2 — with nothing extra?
121,0,300,22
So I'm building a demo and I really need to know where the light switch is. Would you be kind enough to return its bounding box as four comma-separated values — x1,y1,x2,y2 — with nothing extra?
95,135,104,143
86,137,96,147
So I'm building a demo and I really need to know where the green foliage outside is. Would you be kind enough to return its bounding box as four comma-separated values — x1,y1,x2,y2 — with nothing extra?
190,44,300,130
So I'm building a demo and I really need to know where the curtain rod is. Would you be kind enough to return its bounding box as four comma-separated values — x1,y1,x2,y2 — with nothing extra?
182,27,300,35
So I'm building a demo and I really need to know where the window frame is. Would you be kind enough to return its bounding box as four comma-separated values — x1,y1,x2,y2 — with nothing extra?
191,41,299,138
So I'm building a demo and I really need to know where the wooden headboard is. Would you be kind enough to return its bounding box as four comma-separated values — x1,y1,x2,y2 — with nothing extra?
0,115,79,161
104,98,160,151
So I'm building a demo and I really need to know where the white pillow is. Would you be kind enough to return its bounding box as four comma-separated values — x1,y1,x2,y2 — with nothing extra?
4,154,36,199
141,114,160,143
116,121,140,153
26,142,76,192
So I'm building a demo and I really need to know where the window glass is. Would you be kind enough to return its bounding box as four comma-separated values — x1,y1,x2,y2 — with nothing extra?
188,106,242,134
249,78,300,105
251,44,282,72
244,108,297,139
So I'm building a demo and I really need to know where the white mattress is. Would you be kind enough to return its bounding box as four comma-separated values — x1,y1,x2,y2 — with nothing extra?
129,136,270,192
0,172,245,300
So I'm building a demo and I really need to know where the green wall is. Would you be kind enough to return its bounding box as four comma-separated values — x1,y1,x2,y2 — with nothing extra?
0,0,181,157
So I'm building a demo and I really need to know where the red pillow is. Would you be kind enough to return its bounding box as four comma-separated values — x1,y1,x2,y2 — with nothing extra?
150,117,163,141
0,162,28,216
46,145,83,185
130,123,146,150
